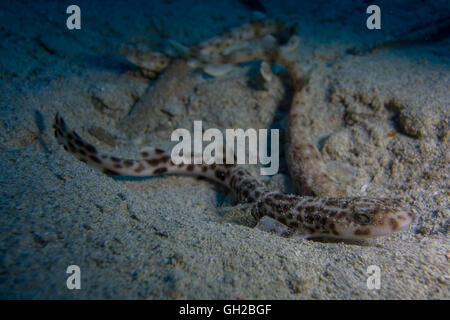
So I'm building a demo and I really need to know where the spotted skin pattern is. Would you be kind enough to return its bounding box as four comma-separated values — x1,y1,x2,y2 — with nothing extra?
53,114,413,239
190,20,290,59
54,21,414,240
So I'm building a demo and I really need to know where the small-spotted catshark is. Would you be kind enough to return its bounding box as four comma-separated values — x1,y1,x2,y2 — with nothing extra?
53,115,413,240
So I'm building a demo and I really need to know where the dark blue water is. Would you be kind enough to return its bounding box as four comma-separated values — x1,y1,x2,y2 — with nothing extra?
1,0,448,83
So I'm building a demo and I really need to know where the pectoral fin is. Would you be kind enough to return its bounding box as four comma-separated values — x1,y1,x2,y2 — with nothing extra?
255,216,313,240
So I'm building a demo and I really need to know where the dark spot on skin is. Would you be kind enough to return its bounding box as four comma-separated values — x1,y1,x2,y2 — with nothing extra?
273,194,284,200
74,138,84,147
264,197,274,206
290,221,299,228
72,131,81,140
146,158,160,166
134,164,145,173
321,208,335,216
110,157,120,162
304,206,315,214
242,182,252,192
67,142,76,153
155,148,165,154
277,216,287,225
153,167,167,175
130,214,140,222
215,170,226,181
103,168,119,176
338,212,347,220
355,228,371,236
123,160,134,168
187,164,194,171
59,118,66,131
89,155,101,164
84,144,97,154
320,216,327,225
160,155,170,163
305,215,314,224
140,151,149,157
389,218,399,231
329,223,339,236
279,203,291,212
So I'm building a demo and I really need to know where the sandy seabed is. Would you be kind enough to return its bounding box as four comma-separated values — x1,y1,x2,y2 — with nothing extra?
0,0,448,299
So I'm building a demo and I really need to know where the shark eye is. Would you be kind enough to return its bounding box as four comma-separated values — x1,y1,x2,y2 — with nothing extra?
353,213,371,225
